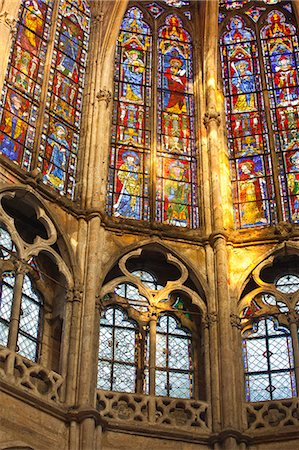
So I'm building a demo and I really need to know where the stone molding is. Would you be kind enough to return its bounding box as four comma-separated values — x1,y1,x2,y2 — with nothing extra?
0,9,17,33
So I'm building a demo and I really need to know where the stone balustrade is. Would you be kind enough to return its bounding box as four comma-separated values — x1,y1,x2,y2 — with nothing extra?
0,346,64,403
96,389,210,433
246,398,299,431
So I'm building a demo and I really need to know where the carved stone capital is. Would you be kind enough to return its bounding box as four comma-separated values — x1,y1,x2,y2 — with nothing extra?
96,88,112,107
287,309,299,325
66,284,83,303
203,311,218,328
230,313,241,329
0,10,17,33
203,108,221,127
12,258,28,275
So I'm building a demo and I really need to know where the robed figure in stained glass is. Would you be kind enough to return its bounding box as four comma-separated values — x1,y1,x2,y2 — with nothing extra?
238,158,268,226
114,150,142,219
44,123,69,191
165,160,190,227
0,93,29,162
164,53,187,114
122,50,145,103
232,60,256,112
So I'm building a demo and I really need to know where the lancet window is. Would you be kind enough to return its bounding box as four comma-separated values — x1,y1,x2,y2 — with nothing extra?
239,258,299,402
0,0,90,199
107,3,198,228
220,0,299,228
97,249,205,399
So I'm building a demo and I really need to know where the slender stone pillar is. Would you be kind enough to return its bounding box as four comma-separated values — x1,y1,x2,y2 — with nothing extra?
288,311,299,395
204,1,240,445
7,260,26,351
0,0,19,90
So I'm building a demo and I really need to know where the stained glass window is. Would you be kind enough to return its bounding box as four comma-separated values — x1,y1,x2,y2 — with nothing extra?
0,0,90,199
38,0,90,198
107,5,198,228
220,1,299,227
242,317,296,401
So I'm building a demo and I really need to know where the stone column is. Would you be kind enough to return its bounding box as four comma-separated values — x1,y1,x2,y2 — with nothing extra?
7,260,26,352
288,310,299,395
0,0,19,90
64,285,83,405
148,312,157,423
203,0,240,445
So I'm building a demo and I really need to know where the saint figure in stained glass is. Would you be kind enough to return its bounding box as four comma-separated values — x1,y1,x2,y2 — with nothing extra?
121,49,145,103
165,160,190,227
0,92,29,162
164,52,187,114
231,60,256,112
43,122,69,190
113,150,142,219
238,157,268,226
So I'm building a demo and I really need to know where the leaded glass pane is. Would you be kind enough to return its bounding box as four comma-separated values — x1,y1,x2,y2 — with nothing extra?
0,226,16,259
168,371,191,399
155,370,168,396
97,360,112,390
156,333,167,366
245,373,271,402
243,317,296,401
0,275,15,322
276,274,299,293
98,306,138,393
113,363,136,392
17,333,37,360
0,322,9,347
271,370,296,399
114,327,136,363
168,335,190,369
19,296,40,338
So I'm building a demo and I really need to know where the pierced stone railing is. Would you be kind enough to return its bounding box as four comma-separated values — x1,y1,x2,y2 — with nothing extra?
246,399,299,431
0,346,64,403
96,389,210,432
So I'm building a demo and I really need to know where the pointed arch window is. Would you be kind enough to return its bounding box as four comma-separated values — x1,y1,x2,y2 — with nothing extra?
0,0,90,199
220,0,299,227
107,3,198,228
97,262,202,399
240,271,299,402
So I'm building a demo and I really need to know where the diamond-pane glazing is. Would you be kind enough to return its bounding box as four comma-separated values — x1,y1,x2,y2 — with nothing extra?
19,296,40,338
0,321,9,347
0,278,14,321
17,333,37,361
98,306,138,393
0,226,15,259
169,371,191,398
276,274,299,293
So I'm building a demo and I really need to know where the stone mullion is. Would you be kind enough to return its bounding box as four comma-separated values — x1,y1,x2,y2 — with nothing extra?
148,312,157,423
287,311,299,395
7,261,26,353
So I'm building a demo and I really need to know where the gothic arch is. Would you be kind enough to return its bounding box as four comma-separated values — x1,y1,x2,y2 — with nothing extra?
99,238,209,303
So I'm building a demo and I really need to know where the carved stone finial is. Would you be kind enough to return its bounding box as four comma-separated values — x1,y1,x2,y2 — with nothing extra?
0,10,17,34
203,108,221,127
230,313,241,329
274,221,293,239
96,89,112,107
